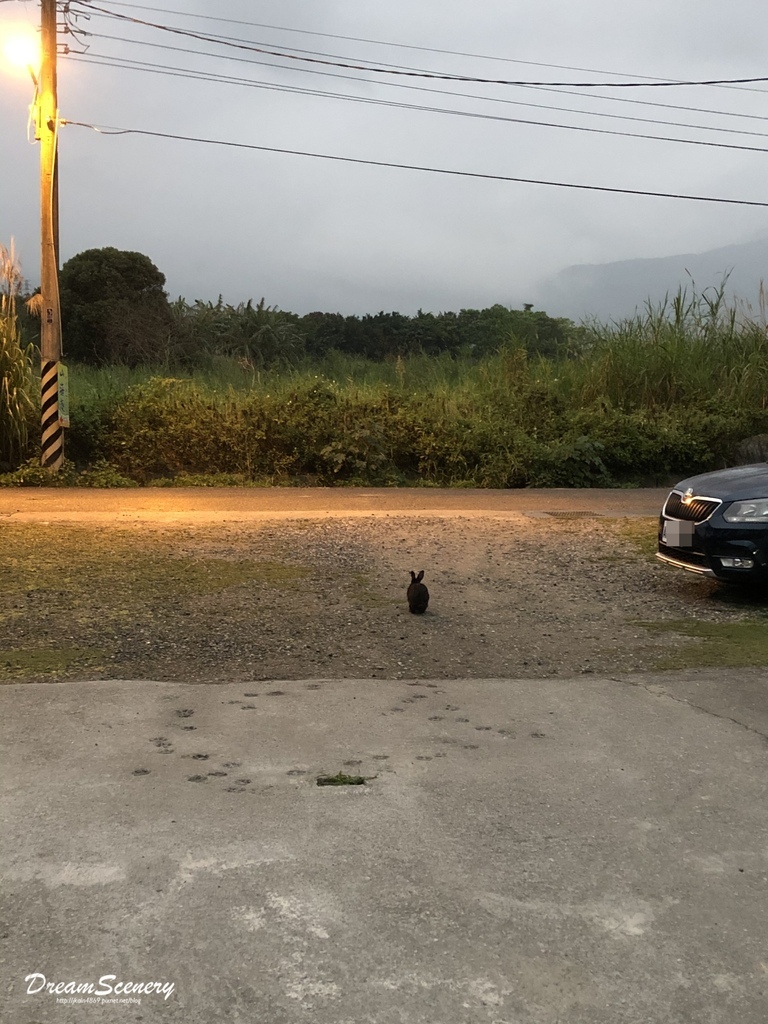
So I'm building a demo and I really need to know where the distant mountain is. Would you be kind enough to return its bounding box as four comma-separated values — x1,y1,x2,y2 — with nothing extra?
532,238,767,323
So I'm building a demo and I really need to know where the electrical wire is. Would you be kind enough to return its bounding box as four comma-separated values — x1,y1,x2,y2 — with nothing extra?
25,78,39,145
72,30,768,133
89,0,742,85
68,12,768,122
64,52,768,155
85,9,672,87
96,2,768,104
510,83,768,122
69,3,768,89
61,119,768,207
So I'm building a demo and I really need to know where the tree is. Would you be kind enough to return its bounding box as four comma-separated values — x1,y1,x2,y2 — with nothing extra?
169,296,305,368
215,298,304,367
59,247,172,365
299,311,347,357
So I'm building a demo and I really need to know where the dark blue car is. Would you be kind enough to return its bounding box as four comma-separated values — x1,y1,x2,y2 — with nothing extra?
658,463,768,584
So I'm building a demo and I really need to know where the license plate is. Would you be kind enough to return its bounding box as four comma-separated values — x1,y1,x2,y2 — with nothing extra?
661,521,694,547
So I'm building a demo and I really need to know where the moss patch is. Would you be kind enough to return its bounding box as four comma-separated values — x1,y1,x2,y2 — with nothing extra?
641,618,768,669
0,524,309,598
0,646,108,680
614,517,659,559
0,523,313,681
316,772,370,786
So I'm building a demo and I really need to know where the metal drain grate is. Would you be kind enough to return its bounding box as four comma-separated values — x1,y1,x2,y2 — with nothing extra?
543,510,602,518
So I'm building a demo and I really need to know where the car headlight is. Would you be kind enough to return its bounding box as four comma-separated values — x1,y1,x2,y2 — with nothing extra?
723,499,768,523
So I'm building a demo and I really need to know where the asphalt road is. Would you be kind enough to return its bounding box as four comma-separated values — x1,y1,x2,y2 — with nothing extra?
0,486,669,522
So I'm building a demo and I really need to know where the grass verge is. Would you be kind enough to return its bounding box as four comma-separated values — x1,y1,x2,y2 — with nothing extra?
0,523,312,683
642,619,768,669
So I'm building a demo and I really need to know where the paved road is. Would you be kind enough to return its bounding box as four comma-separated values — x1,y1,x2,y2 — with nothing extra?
3,671,767,1024
0,486,669,523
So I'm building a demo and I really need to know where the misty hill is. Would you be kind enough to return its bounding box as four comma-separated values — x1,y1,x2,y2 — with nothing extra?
532,238,767,323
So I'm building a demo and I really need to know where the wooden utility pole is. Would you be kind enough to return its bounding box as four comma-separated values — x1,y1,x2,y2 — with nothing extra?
38,0,64,471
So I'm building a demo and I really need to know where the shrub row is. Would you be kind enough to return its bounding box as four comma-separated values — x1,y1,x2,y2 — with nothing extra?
42,360,761,488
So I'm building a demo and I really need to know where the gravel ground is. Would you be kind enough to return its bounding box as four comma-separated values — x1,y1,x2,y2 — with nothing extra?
1,514,764,683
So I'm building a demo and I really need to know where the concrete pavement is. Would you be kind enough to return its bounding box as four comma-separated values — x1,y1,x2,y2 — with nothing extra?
2,670,767,1023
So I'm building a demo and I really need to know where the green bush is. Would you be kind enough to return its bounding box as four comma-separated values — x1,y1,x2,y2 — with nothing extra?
528,435,610,488
0,457,135,488
0,458,76,487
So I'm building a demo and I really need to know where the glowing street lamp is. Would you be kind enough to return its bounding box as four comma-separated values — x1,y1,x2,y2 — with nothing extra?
2,26,40,81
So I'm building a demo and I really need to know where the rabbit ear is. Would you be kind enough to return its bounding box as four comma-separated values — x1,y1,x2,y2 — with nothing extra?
409,571,417,582
416,570,425,583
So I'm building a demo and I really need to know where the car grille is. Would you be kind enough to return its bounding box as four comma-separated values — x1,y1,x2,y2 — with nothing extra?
658,544,709,568
663,490,721,523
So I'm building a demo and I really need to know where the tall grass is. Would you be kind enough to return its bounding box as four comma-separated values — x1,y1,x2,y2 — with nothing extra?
555,280,768,411
0,242,37,470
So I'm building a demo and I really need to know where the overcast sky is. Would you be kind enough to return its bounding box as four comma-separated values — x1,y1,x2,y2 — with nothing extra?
1,0,767,317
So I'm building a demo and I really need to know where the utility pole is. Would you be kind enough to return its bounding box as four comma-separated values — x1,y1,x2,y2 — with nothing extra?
37,0,64,471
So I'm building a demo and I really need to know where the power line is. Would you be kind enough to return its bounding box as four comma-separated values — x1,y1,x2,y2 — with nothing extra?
64,51,768,155
78,1,710,78
510,83,768,122
62,120,768,207
78,0,768,98
69,12,768,123
70,3,768,89
73,30,768,133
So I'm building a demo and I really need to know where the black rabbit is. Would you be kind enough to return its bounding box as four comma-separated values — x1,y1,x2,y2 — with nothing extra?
407,570,429,614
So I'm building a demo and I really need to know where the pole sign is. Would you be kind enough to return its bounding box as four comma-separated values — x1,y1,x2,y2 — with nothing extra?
57,362,70,428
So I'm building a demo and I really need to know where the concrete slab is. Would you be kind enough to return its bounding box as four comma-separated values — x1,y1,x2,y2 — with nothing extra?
2,674,767,1023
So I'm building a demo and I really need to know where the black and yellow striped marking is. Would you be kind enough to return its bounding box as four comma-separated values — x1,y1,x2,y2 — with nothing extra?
41,359,63,471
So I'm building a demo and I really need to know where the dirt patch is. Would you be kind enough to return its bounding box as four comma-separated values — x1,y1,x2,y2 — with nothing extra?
0,515,766,683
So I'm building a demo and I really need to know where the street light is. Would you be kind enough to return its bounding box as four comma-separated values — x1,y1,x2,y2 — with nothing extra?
1,25,40,92
1,25,39,75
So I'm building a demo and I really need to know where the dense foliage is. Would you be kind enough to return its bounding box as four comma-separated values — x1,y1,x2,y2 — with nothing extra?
21,299,768,488
56,247,581,367
59,247,172,365
296,305,575,361
3,244,766,487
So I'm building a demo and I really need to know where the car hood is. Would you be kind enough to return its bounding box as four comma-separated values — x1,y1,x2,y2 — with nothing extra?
673,463,768,501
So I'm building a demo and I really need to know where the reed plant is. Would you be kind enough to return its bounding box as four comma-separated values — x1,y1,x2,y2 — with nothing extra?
556,280,768,412
0,242,37,470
